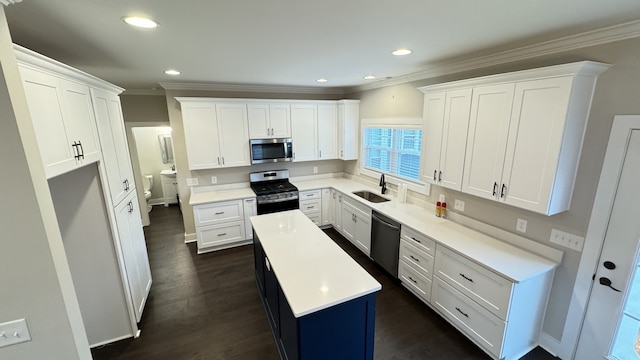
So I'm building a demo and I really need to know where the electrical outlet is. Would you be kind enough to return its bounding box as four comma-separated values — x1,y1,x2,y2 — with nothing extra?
550,229,585,252
186,177,198,186
211,176,217,184
454,199,465,212
516,218,528,233
439,194,446,202
313,166,318,174
0,318,31,348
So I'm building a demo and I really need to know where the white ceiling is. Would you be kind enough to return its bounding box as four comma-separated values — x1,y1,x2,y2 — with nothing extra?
5,0,640,92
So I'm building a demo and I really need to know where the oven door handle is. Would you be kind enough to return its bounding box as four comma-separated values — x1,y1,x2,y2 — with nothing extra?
258,197,299,204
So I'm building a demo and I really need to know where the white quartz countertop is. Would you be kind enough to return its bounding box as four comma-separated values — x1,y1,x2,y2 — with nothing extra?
189,187,255,205
292,178,559,283
251,210,382,318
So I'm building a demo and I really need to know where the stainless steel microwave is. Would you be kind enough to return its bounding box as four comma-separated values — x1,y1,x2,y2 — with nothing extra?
250,138,293,164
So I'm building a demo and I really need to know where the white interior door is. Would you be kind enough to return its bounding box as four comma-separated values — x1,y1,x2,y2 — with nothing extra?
576,120,640,359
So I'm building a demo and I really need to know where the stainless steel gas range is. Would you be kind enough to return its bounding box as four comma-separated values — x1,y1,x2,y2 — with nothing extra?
249,169,299,215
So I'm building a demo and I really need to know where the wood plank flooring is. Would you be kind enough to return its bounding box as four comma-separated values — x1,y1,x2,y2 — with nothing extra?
92,206,559,360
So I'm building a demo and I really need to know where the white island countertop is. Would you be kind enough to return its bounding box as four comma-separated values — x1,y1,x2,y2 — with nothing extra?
251,209,382,318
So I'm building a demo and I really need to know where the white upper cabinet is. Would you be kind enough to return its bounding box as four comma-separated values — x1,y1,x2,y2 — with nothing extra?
420,89,472,191
317,102,338,160
291,103,318,162
177,99,250,170
462,83,515,201
91,88,135,205
337,100,360,160
19,66,101,178
422,61,610,215
247,103,291,138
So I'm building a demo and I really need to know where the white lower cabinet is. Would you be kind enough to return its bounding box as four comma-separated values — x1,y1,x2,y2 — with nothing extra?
398,226,436,304
243,198,257,240
193,199,250,253
332,189,343,232
299,189,322,226
398,259,432,303
431,245,552,360
321,188,332,226
341,197,371,255
114,193,152,323
161,174,178,206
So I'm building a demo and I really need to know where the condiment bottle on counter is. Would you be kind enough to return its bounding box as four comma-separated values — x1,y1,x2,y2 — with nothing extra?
441,202,447,219
436,201,442,217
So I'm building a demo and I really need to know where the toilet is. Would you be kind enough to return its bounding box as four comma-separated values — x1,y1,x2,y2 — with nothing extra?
143,174,154,212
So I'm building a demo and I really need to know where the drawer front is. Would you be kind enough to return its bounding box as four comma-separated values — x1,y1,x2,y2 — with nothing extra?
299,189,321,200
432,276,506,359
299,199,321,214
399,239,434,279
197,221,246,249
398,260,432,303
306,213,321,226
193,200,244,226
401,226,436,256
435,246,512,320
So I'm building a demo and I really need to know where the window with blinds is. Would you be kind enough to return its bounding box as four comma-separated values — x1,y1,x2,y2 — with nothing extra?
363,127,422,181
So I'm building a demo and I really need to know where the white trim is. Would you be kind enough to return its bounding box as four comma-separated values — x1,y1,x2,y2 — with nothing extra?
558,115,640,360
538,332,561,358
161,81,345,95
184,232,197,243
346,20,640,93
0,0,23,5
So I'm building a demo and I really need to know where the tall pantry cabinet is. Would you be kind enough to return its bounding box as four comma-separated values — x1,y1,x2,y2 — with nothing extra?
15,45,151,345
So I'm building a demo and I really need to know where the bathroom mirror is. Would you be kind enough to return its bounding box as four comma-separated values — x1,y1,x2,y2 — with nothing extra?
158,134,174,164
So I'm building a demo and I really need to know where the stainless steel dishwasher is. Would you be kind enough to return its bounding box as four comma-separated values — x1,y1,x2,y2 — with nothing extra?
370,210,401,278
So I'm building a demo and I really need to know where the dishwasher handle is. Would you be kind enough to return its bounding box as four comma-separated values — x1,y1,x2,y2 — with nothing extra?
371,212,400,231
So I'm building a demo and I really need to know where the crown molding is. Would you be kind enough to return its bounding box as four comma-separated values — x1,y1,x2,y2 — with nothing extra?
346,19,640,93
159,81,345,95
121,88,167,96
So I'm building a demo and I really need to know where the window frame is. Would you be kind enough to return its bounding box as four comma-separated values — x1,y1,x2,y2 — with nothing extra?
359,118,430,196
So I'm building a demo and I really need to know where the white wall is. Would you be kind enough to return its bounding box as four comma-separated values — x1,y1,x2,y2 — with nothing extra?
0,5,90,359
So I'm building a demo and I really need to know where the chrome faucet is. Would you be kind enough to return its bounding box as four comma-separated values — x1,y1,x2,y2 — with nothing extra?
379,173,387,194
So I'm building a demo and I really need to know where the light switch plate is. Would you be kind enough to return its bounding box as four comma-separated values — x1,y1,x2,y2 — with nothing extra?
0,318,31,348
186,178,198,186
313,167,318,174
211,176,217,184
550,229,585,252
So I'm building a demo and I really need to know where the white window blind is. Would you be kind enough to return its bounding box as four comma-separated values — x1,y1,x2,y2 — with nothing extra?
363,127,422,181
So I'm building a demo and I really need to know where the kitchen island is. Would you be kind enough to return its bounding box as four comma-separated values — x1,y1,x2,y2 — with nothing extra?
251,210,381,360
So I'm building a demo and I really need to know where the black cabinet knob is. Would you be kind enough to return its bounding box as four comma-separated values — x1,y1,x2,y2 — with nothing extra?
603,261,616,270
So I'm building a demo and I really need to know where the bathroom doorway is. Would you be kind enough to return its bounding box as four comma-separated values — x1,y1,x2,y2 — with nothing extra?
126,122,175,226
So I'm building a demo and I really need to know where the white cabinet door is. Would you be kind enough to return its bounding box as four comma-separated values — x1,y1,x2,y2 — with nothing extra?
243,198,257,240
438,89,472,190
19,66,100,178
269,104,291,138
354,213,371,256
248,103,291,138
420,92,446,185
337,100,359,160
114,193,152,322
216,103,250,167
181,102,222,170
321,188,332,226
341,204,357,244
501,76,573,213
317,103,338,160
161,175,178,206
462,84,515,200
91,88,135,205
291,104,318,162
60,80,101,165
332,190,343,232
247,104,270,138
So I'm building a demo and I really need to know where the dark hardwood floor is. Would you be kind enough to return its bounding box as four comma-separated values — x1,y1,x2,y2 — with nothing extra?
92,206,559,360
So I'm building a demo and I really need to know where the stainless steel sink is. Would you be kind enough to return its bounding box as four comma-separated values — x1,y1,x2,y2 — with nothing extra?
352,190,390,203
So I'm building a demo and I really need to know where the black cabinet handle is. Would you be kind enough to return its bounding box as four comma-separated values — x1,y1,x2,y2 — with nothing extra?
459,273,474,283
492,182,498,196
455,307,469,318
411,237,421,244
599,277,622,292
438,171,442,182
433,170,437,181
71,141,80,160
217,233,227,237
408,276,418,284
78,141,84,159
215,211,224,215
501,184,506,198
409,255,420,262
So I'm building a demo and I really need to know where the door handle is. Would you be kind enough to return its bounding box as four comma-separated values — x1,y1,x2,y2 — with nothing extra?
599,277,622,292
438,171,442,182
433,170,437,181
501,184,507,198
492,182,498,196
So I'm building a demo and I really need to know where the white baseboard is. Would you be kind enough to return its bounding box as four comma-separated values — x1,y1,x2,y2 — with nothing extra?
184,232,196,243
538,331,562,358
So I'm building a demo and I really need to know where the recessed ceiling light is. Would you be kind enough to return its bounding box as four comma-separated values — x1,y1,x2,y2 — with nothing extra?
392,48,412,56
164,69,181,76
364,75,376,80
316,78,328,83
122,16,159,29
